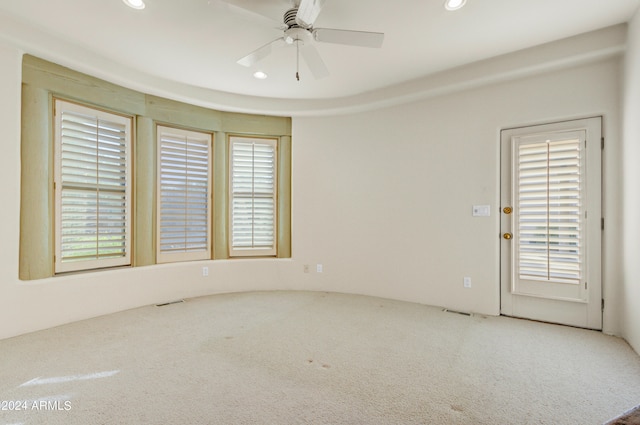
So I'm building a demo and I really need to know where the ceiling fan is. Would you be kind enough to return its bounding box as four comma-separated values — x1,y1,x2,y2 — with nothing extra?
223,0,385,81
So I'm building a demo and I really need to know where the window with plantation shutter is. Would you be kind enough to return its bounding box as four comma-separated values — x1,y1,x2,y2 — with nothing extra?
516,136,584,283
157,126,212,263
54,100,132,273
229,136,277,257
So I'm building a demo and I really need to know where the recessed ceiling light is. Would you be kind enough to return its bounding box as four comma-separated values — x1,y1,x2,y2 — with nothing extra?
123,0,145,10
444,0,466,11
253,71,268,80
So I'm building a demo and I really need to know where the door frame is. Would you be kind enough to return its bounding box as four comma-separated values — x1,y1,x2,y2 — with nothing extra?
499,117,603,330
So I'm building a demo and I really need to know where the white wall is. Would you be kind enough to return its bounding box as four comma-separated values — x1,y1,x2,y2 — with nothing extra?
0,26,628,341
0,43,22,337
622,8,640,354
293,59,622,332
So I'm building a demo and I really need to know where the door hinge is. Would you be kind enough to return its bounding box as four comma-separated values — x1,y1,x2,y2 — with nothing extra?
601,137,605,150
601,218,605,230
602,299,605,311
585,281,588,290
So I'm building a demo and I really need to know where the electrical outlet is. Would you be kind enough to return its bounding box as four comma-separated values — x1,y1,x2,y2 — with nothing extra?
202,267,209,277
463,277,471,288
316,264,323,273
303,264,310,273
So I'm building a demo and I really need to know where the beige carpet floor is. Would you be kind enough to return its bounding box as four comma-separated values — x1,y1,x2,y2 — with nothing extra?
1,291,639,424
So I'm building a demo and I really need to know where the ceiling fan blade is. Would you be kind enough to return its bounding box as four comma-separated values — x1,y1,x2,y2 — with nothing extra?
301,44,330,79
313,28,384,48
237,38,285,67
295,0,325,28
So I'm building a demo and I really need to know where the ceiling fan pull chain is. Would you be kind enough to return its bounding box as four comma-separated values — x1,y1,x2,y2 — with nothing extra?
296,39,300,81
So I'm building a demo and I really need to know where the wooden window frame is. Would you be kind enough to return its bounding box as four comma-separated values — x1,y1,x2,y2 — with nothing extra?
156,125,213,263
53,99,133,273
228,136,278,257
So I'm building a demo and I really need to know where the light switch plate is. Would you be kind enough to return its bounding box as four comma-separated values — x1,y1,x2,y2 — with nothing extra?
473,205,491,217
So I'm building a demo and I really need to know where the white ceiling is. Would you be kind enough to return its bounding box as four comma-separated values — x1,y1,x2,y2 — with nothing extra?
0,0,638,101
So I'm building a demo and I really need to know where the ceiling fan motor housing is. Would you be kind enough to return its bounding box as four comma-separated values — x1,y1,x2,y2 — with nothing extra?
284,8,313,45
284,8,301,28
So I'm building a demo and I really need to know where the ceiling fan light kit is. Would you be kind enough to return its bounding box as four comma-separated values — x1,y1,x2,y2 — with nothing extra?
233,0,385,81
284,27,312,45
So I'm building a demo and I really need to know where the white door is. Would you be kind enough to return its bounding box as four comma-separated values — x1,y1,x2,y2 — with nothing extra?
500,118,602,329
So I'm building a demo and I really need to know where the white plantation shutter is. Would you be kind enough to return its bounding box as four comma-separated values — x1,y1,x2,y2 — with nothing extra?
230,137,277,256
54,100,132,273
157,126,212,263
517,137,583,282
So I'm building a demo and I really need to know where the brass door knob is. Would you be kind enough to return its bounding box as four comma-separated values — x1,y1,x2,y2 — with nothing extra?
503,207,513,214
503,233,513,240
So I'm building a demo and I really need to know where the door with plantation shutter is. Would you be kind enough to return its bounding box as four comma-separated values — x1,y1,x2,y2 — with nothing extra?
229,136,277,257
500,118,602,329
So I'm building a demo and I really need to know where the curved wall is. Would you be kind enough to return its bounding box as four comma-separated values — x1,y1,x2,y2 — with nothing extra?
622,8,640,354
0,21,629,341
